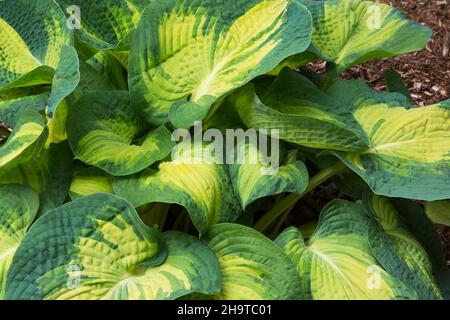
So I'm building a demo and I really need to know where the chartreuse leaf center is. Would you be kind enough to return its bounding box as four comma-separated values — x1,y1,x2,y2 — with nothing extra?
276,200,417,300
5,194,221,300
129,0,312,127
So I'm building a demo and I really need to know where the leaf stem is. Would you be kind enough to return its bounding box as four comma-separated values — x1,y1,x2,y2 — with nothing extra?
254,161,347,233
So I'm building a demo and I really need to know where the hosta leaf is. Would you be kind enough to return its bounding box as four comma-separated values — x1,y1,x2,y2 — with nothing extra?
234,70,370,151
69,166,114,200
236,69,450,200
202,223,303,300
0,0,72,90
129,0,312,127
229,142,309,208
0,142,73,216
67,91,175,176
5,193,221,300
0,93,49,127
336,100,450,201
57,0,147,50
0,110,48,169
365,193,442,299
46,45,80,117
426,201,450,227
300,0,431,72
113,144,242,234
275,200,417,300
390,199,450,299
0,185,39,299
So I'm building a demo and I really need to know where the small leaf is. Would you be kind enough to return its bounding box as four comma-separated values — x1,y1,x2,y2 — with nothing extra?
384,68,412,102
425,201,450,227
229,141,309,208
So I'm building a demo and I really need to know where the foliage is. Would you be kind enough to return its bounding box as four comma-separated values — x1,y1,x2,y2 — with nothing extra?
0,0,448,300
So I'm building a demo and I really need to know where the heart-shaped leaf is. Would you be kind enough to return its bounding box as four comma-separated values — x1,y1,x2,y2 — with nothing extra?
129,0,312,127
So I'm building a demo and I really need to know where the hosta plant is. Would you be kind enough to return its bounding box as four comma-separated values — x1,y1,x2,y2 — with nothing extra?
0,0,449,300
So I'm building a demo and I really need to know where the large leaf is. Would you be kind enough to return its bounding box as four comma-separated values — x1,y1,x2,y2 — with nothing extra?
234,69,374,151
5,193,221,300
235,69,450,200
0,185,39,299
425,201,450,227
300,0,431,72
67,91,175,176
0,0,72,90
229,141,309,209
57,0,148,50
365,193,442,299
336,100,450,201
202,223,303,300
0,142,73,216
0,110,48,169
113,144,242,234
275,200,416,300
129,0,312,127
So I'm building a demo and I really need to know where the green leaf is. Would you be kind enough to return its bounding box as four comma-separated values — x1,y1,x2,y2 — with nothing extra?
129,0,312,127
57,0,147,50
425,201,450,227
0,0,72,90
67,91,175,176
384,68,412,102
0,93,49,127
5,193,221,300
0,185,39,299
275,200,417,300
300,0,431,72
47,45,80,117
364,193,442,299
336,100,450,201
0,110,48,169
390,199,450,299
69,166,114,200
113,144,242,234
233,69,370,151
229,141,309,208
0,142,73,216
202,223,303,300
